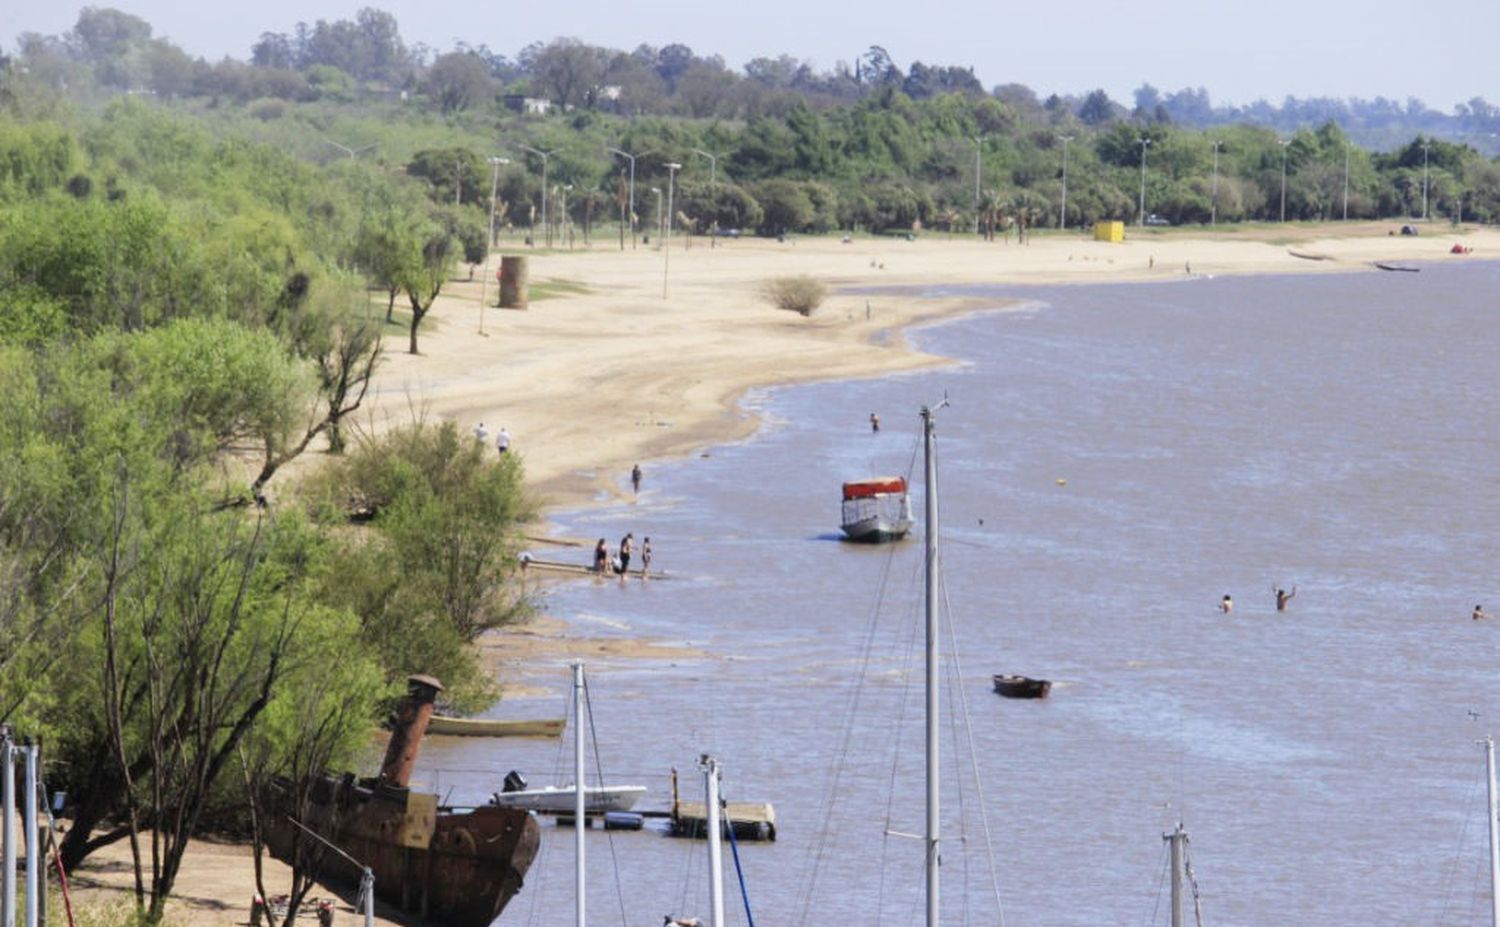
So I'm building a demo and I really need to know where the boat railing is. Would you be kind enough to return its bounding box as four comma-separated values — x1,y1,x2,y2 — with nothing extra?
842,495,901,523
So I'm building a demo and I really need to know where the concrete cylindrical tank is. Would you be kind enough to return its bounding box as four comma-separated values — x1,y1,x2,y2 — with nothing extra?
499,256,529,309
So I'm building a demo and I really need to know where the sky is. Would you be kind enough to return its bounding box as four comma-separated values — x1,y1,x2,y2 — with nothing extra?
3,0,1498,111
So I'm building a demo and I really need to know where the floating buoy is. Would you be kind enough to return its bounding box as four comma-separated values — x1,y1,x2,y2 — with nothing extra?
1055,478,1067,486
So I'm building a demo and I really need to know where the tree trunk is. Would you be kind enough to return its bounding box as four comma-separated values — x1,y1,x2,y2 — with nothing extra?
408,292,427,355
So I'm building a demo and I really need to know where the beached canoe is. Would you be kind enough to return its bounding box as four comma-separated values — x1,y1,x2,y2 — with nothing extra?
427,716,566,738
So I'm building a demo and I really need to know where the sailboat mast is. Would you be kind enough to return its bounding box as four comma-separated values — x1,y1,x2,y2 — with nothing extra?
1166,823,1184,927
703,756,727,927
921,405,941,927
1486,736,1499,927
574,661,587,927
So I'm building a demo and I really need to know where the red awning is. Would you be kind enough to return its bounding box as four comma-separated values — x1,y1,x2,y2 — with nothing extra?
843,477,907,500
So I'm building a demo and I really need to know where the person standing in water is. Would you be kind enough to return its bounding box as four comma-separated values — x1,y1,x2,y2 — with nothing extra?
1474,604,1489,621
617,533,633,576
640,537,652,578
631,463,642,495
1275,586,1297,612
869,412,880,432
1220,594,1233,614
593,539,609,574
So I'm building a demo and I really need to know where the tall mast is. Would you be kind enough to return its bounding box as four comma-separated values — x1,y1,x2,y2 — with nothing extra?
1487,736,1499,927
1165,823,1185,927
702,756,727,927
921,405,941,927
574,662,587,927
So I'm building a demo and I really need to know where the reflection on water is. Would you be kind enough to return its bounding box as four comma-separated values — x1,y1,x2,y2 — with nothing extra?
416,263,1500,927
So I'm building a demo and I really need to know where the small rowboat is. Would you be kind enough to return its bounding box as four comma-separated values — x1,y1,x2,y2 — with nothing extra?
992,674,1052,699
427,716,566,738
1373,261,1420,273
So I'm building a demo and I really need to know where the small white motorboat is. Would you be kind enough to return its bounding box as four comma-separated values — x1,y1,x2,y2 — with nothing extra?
490,781,647,814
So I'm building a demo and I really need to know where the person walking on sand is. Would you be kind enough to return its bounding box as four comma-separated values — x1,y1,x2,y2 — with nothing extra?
1475,604,1489,621
593,538,609,574
640,536,652,578
1220,594,1233,614
496,427,511,456
1275,585,1297,612
631,463,642,495
870,412,880,432
617,533,633,576
474,422,490,444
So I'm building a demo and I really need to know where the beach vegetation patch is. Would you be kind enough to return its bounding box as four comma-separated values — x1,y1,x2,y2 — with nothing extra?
761,275,828,316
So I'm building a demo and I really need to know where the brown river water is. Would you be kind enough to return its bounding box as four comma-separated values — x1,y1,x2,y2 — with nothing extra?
417,261,1500,927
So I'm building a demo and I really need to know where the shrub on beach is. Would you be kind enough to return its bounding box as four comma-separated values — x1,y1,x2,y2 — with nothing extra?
760,275,827,316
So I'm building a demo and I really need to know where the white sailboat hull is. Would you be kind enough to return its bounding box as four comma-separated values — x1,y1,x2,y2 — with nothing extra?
490,785,647,814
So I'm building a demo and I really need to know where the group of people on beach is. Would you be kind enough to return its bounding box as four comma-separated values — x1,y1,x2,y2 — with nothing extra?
1218,586,1296,614
594,532,651,579
472,422,511,456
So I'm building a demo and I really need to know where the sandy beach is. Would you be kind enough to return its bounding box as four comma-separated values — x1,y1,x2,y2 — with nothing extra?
64,221,1496,923
362,221,1496,515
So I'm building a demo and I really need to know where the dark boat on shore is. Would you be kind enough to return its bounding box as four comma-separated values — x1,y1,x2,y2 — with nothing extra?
992,674,1052,699
1374,261,1420,272
263,675,540,926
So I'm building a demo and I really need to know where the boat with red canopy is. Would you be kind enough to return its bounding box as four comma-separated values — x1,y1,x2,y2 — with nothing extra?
840,476,915,542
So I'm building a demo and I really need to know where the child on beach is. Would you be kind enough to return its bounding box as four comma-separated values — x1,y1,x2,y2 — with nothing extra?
641,537,652,578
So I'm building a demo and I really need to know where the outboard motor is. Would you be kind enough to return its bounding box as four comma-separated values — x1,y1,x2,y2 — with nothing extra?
503,770,528,793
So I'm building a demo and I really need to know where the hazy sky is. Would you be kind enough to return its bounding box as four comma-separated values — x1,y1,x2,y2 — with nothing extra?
4,0,1497,110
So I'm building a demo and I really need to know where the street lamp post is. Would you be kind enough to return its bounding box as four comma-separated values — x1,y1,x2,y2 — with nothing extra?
1421,141,1432,221
1342,142,1351,221
650,187,662,245
1058,135,1073,230
478,155,510,333
1137,137,1151,226
690,148,722,185
606,146,645,249
663,163,681,299
1278,139,1291,223
1210,139,1222,226
973,136,985,233
515,144,552,247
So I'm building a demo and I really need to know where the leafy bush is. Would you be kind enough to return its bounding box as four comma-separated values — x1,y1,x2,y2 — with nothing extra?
760,275,827,316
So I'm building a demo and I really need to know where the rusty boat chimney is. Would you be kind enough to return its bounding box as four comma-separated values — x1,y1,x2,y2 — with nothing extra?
379,673,443,788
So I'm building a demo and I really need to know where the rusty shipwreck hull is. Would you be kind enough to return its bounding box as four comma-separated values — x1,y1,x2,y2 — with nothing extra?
263,674,539,926
265,775,539,926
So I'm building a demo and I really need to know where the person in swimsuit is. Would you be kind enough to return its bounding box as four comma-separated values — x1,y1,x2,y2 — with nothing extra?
641,537,652,578
593,538,609,574
1475,604,1489,621
1220,594,1233,614
617,533,633,576
1275,586,1297,612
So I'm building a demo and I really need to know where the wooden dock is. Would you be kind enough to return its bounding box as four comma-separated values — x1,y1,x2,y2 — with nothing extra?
670,801,777,842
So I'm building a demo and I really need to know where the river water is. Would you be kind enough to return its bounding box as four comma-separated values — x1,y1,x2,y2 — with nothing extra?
418,261,1500,927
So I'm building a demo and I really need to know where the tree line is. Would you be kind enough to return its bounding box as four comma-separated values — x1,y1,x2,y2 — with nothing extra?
0,99,533,922
6,8,1498,235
